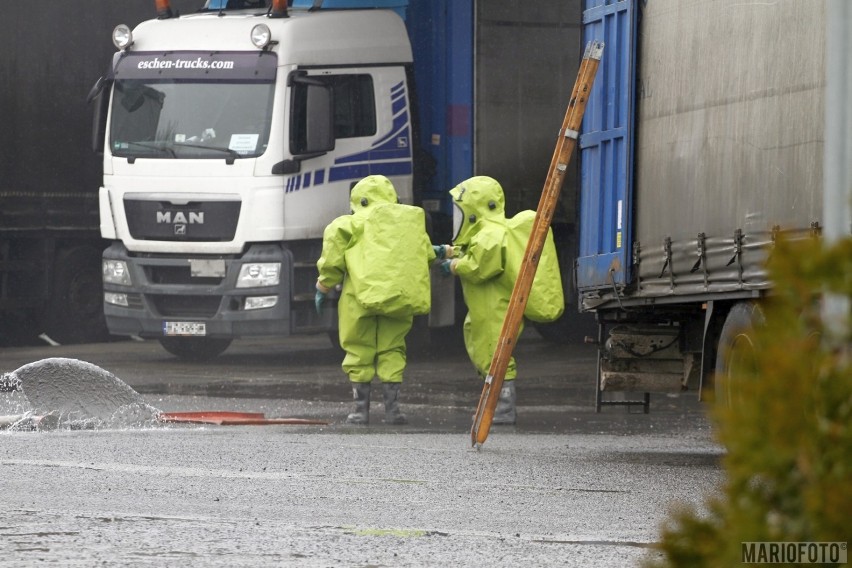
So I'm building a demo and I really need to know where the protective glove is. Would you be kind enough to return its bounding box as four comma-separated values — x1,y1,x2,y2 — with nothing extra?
433,244,455,259
315,289,327,315
440,259,454,276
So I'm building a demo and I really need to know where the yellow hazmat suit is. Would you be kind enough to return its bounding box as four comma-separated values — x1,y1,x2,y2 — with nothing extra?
316,175,435,424
443,176,564,380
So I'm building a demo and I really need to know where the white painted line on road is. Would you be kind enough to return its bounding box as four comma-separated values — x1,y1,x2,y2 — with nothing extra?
1,458,628,494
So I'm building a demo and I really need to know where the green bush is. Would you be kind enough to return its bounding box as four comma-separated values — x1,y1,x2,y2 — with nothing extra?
646,237,852,568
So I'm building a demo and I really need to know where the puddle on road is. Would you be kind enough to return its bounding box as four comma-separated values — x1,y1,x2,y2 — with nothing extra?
1,358,163,432
1,358,327,432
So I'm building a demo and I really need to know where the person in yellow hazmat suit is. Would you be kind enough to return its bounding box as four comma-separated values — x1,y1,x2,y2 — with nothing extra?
315,175,436,425
434,176,564,424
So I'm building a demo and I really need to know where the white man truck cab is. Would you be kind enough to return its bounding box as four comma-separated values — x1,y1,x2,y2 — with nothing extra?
93,0,444,359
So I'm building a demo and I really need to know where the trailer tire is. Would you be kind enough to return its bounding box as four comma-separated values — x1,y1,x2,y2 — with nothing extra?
46,245,109,345
714,301,765,410
158,337,232,361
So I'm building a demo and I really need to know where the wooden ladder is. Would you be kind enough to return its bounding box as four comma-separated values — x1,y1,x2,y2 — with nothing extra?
471,40,605,447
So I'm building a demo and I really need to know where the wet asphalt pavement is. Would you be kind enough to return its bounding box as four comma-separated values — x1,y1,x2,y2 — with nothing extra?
0,329,723,567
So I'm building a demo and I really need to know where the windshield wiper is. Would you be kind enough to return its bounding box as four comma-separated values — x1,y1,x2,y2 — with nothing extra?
122,141,177,158
173,142,242,163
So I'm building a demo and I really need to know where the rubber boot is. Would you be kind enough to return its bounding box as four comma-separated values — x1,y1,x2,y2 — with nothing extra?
382,382,408,425
345,382,371,424
492,380,517,425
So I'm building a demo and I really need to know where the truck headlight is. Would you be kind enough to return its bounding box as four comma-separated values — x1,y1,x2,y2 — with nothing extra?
112,25,133,50
103,260,132,286
104,292,129,307
250,24,272,49
237,262,280,288
245,296,278,310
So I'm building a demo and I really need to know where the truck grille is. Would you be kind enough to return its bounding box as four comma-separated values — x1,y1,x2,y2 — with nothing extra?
124,199,241,242
125,293,144,310
150,295,222,318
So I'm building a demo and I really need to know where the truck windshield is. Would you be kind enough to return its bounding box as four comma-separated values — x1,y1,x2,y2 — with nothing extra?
109,51,277,160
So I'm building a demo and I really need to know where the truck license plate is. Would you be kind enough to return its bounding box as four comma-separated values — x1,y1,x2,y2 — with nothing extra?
163,321,207,336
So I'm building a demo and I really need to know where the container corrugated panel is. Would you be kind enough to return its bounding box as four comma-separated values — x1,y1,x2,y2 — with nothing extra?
632,0,825,294
577,0,637,293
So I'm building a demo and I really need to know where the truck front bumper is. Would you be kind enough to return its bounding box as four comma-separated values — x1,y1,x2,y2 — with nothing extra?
102,242,294,339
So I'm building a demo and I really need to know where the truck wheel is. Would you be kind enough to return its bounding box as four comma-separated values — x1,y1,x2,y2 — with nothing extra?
47,245,109,344
158,337,232,361
714,301,765,409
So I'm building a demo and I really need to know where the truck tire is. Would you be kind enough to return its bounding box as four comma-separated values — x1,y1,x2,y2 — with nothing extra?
46,245,110,345
714,301,765,409
158,337,232,361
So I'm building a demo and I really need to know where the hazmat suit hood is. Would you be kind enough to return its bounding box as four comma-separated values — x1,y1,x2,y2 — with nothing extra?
449,176,506,245
349,175,399,217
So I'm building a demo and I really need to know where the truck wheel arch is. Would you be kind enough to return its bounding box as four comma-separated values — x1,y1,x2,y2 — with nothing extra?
46,244,110,345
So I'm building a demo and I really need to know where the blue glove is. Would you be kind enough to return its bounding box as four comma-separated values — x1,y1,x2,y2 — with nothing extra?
433,245,446,259
315,289,327,315
440,259,453,276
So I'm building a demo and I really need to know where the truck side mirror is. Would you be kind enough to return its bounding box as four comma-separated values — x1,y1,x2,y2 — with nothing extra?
88,76,112,155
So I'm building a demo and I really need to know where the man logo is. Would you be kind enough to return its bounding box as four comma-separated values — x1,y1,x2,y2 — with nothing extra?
156,211,204,225
174,224,187,235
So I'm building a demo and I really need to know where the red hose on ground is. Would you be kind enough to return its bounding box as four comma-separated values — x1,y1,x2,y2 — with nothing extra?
158,411,328,426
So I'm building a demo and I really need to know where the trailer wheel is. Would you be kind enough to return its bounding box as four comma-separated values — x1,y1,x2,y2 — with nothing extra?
47,246,109,344
158,337,232,361
714,301,765,409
